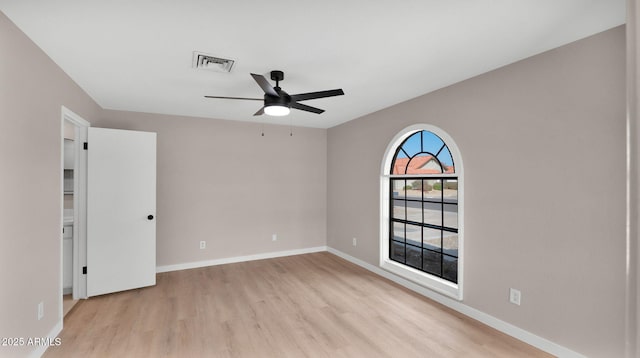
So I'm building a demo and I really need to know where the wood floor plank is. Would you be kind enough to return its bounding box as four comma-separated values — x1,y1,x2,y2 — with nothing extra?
44,252,552,358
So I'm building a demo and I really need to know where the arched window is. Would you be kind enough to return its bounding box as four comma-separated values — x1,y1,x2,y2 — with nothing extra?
380,125,463,300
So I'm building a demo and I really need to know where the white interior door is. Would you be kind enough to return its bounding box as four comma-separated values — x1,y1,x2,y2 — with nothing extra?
87,127,156,297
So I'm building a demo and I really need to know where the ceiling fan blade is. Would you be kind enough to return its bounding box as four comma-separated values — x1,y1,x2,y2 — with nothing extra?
250,73,279,97
290,89,344,102
254,106,265,116
204,96,262,101
291,102,324,114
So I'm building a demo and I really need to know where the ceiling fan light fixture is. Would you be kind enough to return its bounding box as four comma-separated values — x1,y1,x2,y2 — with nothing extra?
264,105,290,116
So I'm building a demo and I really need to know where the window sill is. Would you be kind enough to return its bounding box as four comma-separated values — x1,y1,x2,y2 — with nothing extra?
380,259,462,301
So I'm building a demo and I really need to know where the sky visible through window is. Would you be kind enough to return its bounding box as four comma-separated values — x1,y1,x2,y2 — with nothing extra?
396,131,454,167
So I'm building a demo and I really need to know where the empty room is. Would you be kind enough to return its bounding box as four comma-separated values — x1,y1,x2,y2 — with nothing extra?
1,1,638,357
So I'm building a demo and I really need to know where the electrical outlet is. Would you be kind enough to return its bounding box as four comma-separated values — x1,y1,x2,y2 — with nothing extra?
352,237,357,246
37,301,44,320
199,241,206,249
509,288,521,306
272,234,277,241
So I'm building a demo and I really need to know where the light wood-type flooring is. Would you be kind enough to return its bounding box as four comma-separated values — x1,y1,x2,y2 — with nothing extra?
62,294,79,317
45,252,552,358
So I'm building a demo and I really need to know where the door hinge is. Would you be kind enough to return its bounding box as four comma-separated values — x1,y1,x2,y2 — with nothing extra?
83,142,88,150
82,266,87,275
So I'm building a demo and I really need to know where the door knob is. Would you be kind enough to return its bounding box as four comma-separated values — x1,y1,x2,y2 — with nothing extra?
147,215,154,220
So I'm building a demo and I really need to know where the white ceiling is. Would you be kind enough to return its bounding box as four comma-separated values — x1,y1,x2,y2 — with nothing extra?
0,1,626,128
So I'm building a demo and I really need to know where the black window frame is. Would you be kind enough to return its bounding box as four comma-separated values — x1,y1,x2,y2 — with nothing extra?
388,130,459,283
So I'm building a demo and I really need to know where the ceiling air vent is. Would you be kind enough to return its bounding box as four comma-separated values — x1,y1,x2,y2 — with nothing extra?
192,52,234,73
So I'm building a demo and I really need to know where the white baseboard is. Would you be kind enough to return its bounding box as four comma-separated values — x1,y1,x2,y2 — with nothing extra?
30,320,62,358
156,246,328,273
326,247,584,358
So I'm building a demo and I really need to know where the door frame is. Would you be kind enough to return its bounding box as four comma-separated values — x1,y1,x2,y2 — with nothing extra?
60,106,90,303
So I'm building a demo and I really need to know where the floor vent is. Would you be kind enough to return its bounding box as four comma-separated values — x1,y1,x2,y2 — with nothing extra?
192,52,234,73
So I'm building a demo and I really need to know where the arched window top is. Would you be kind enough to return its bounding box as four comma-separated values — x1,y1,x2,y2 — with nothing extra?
391,130,455,175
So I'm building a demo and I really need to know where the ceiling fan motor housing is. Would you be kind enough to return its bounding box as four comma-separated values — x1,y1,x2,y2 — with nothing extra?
265,90,291,108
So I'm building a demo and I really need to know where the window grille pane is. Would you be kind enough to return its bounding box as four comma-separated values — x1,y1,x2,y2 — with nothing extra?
443,204,458,229
391,241,405,262
406,180,422,197
423,201,441,227
407,202,422,222
406,224,422,247
406,153,442,174
443,256,458,282
423,179,441,201
443,179,458,202
443,232,458,257
421,131,446,155
437,145,454,172
402,132,422,157
392,157,409,174
406,245,422,269
392,180,406,199
392,222,405,242
422,227,441,251
423,250,442,276
395,148,408,159
392,200,406,220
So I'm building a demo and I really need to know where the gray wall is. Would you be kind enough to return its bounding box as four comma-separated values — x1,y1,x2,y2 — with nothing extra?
327,26,626,357
92,111,327,267
0,12,101,358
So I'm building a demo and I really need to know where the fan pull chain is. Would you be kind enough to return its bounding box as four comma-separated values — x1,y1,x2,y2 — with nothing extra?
261,122,265,137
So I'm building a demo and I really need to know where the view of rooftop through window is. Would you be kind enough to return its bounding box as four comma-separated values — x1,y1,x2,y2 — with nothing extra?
392,131,454,175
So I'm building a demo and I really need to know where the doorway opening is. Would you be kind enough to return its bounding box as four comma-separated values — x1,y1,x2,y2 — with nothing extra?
60,106,89,320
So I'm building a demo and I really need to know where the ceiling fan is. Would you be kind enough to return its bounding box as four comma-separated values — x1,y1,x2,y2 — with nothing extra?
205,70,344,116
